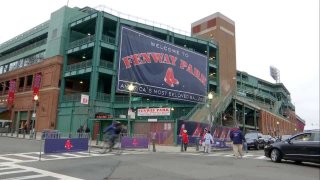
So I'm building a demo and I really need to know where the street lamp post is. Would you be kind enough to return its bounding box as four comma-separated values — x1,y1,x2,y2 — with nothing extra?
276,121,280,138
208,92,213,128
127,84,135,136
32,95,39,139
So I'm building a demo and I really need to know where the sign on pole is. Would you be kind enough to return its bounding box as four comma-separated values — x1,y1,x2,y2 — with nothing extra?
80,94,89,105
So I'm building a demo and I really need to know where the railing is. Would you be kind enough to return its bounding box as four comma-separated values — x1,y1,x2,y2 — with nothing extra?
211,91,234,125
184,103,204,120
0,21,49,49
99,60,113,69
62,92,89,102
66,60,92,72
101,35,116,44
0,39,47,60
68,35,95,49
97,92,111,102
209,76,217,82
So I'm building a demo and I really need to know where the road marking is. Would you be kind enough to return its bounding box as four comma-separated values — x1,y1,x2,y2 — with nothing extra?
2,174,47,180
0,164,83,180
0,156,22,163
12,154,43,160
62,153,85,157
207,153,226,156
255,156,268,159
46,154,64,159
224,154,235,157
0,169,29,175
0,167,14,170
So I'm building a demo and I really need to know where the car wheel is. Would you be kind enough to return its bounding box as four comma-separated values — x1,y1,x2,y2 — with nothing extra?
270,149,281,162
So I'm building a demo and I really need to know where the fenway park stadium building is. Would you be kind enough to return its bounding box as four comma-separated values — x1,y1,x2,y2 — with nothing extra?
0,6,304,144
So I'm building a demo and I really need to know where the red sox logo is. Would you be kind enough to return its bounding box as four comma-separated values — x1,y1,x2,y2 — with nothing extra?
64,139,73,150
164,67,179,87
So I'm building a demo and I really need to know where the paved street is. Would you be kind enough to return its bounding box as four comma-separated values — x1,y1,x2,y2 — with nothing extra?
0,137,319,180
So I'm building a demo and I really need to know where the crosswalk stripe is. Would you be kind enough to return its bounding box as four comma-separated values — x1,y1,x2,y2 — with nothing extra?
255,156,268,159
0,167,15,170
0,156,22,163
62,153,86,157
224,154,234,157
46,154,64,158
207,153,226,156
13,154,42,160
6,164,83,180
0,169,29,175
242,155,255,158
2,174,47,180
75,152,90,155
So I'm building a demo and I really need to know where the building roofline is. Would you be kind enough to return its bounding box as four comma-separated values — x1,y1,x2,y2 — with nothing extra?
191,12,235,27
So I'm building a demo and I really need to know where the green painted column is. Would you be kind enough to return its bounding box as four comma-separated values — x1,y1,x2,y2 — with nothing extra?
242,104,245,132
174,118,177,145
254,110,257,131
233,99,237,126
89,12,104,113
216,47,220,96
110,16,121,108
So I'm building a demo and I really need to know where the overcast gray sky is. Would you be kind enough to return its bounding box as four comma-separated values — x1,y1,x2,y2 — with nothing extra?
0,0,319,130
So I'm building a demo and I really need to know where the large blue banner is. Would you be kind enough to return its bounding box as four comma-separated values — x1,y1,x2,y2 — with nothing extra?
117,26,208,103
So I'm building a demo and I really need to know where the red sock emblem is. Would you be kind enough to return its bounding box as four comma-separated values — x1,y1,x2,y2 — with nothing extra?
164,67,179,87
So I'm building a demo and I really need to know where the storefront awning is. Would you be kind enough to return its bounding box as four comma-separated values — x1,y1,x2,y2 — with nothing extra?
88,118,128,122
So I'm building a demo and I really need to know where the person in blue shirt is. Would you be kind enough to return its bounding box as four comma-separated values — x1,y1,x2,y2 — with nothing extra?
103,121,122,151
230,127,245,159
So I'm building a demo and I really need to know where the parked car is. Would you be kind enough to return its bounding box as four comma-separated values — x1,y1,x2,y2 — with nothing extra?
261,134,275,145
264,130,320,164
245,132,265,150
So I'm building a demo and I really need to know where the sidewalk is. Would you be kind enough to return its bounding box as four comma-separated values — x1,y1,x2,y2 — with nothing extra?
1,133,232,153
89,140,232,153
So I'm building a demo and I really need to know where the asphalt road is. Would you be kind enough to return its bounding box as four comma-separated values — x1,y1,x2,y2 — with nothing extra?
1,137,319,180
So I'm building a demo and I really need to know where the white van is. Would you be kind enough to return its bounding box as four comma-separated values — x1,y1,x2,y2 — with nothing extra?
0,119,11,133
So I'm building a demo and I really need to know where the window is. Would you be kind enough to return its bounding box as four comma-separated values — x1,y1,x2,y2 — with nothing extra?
26,75,33,87
291,133,312,142
311,132,320,141
19,77,25,88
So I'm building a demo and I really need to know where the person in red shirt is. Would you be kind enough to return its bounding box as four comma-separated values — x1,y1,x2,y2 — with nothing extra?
182,129,189,151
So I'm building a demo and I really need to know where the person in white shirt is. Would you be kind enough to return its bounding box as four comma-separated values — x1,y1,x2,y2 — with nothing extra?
203,128,213,153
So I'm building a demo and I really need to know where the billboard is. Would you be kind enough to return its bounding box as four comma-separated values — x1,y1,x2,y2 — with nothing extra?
117,26,208,103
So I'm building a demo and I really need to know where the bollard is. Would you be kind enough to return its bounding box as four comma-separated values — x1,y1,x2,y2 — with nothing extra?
151,132,156,152
96,134,99,145
152,138,156,152
34,131,37,139
23,131,26,139
180,136,183,152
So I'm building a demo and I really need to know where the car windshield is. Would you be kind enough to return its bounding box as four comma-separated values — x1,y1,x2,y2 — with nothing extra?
245,133,258,139
281,135,292,141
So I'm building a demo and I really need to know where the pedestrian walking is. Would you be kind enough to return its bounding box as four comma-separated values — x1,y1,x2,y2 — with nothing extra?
203,128,213,153
181,129,189,151
230,127,245,159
